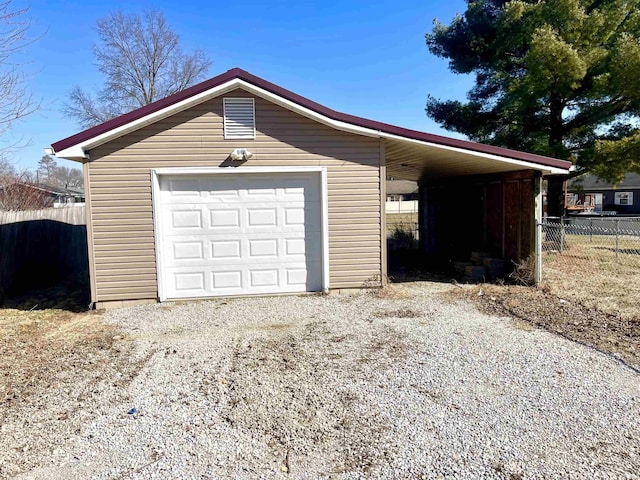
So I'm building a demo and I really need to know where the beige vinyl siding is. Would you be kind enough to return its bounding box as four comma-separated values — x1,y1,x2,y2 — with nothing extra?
87,89,382,301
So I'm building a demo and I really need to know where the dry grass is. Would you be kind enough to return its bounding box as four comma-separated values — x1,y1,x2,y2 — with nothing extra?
0,308,140,477
0,309,120,407
386,213,418,237
372,283,412,300
542,234,640,320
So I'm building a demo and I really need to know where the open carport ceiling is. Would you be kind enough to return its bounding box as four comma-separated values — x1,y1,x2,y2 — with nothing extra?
384,138,566,182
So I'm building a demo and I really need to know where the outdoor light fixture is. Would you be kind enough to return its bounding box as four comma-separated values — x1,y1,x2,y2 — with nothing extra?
229,148,253,161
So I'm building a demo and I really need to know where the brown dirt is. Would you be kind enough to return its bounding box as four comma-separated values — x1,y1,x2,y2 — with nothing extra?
445,284,640,371
1,309,113,405
0,308,138,477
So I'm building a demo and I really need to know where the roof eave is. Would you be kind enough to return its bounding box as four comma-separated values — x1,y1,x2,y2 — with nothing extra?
50,67,572,173
53,145,88,161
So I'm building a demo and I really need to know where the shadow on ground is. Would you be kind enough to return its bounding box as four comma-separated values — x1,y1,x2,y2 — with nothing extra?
387,247,453,284
0,275,91,312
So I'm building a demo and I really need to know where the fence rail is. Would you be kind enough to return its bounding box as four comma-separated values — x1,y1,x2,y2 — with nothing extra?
542,217,640,268
0,206,86,225
385,200,419,214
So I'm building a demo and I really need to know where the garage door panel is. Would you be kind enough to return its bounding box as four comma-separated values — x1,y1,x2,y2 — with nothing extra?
211,239,241,259
171,209,203,229
159,171,324,299
164,237,318,267
165,178,202,197
172,241,204,260
160,176,320,204
162,202,321,231
210,209,240,228
164,262,318,296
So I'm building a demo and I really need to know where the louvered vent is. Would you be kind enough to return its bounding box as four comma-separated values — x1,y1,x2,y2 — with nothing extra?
223,98,255,139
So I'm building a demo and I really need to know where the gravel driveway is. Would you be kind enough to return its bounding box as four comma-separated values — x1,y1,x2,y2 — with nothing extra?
13,283,640,479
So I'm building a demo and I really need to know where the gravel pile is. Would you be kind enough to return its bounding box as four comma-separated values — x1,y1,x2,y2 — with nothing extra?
14,283,640,479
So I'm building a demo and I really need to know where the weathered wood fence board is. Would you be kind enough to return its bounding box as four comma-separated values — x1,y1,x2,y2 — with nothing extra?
0,207,88,300
0,206,86,226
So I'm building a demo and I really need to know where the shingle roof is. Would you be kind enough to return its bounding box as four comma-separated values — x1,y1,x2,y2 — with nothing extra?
569,173,640,190
386,180,419,195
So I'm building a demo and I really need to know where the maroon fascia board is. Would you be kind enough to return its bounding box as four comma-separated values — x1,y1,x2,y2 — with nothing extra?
52,67,572,171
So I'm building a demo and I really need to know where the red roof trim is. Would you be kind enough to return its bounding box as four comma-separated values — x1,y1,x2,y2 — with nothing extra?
51,68,572,170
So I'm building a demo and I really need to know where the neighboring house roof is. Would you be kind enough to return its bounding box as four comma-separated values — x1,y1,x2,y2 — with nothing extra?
32,183,84,196
51,68,571,174
386,180,418,196
569,173,640,191
0,182,84,197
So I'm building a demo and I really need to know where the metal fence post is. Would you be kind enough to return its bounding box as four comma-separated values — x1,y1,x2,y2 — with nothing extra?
590,218,593,243
616,219,620,263
560,216,566,252
535,220,542,284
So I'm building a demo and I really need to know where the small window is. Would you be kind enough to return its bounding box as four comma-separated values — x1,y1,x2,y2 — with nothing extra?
223,98,255,139
566,193,578,206
614,192,633,206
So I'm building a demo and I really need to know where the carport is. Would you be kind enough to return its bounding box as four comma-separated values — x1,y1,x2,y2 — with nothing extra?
383,133,571,281
50,67,572,307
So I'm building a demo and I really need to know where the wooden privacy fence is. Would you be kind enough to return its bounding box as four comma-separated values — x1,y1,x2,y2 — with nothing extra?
0,206,86,226
0,207,88,300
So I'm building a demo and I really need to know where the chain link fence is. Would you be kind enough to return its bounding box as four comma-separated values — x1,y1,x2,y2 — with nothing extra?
541,216,640,318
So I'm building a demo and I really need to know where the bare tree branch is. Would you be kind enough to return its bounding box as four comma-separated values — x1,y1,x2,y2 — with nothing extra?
64,9,211,127
0,1,39,144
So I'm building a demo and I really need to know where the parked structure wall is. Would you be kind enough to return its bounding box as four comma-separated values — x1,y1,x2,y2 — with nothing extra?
419,170,540,268
85,89,382,303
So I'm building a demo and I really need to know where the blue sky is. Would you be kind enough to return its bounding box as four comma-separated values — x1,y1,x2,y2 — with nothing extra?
7,0,472,172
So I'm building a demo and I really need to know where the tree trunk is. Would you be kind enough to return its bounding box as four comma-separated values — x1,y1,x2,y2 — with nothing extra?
546,176,565,217
546,95,566,217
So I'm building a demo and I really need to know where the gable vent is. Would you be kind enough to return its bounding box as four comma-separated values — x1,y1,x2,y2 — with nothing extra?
223,97,255,139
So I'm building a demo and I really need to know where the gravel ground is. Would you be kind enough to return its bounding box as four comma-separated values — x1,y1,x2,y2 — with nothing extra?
9,283,640,479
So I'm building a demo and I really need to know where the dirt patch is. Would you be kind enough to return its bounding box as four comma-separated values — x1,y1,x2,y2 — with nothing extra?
445,284,640,371
217,321,411,474
0,308,138,477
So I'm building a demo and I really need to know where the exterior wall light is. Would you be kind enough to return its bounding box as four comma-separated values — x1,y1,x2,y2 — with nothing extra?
229,148,253,161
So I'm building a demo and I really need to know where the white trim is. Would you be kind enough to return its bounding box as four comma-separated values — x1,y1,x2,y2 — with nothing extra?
236,80,380,139
150,171,166,301
153,166,324,176
55,80,246,159
151,166,329,301
52,76,570,175
534,176,543,284
380,131,569,175
320,167,329,293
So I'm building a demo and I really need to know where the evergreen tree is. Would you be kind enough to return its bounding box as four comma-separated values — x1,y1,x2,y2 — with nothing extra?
426,0,640,182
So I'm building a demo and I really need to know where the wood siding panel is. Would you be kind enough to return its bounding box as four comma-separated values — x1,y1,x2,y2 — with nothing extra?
88,89,382,302
419,170,538,269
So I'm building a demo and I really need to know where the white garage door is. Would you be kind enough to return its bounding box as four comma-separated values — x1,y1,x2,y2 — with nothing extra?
156,171,324,299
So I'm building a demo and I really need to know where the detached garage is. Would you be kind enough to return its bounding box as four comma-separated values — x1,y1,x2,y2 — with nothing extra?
50,68,571,308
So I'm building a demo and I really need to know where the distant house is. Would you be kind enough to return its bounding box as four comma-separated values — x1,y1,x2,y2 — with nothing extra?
0,182,84,210
39,184,85,207
386,180,418,201
567,173,640,215
386,180,418,214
